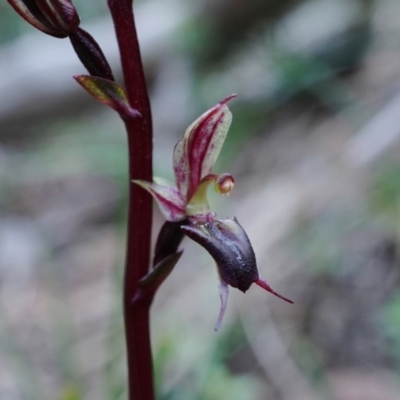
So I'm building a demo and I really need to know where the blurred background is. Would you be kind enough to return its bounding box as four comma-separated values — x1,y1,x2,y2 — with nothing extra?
2,0,400,399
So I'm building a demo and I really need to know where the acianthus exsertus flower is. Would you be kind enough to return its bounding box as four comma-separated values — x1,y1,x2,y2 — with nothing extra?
135,95,293,330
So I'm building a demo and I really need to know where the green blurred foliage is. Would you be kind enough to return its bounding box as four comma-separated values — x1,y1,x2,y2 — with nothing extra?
369,164,400,233
290,212,350,276
290,337,326,387
154,321,261,400
382,291,400,370
371,164,400,369
61,385,82,400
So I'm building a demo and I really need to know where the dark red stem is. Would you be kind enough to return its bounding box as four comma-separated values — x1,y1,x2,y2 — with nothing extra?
108,1,154,399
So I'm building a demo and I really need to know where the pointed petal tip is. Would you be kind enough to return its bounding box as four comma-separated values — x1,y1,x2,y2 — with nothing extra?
220,94,237,105
133,179,186,222
126,107,142,119
255,277,294,304
74,75,137,118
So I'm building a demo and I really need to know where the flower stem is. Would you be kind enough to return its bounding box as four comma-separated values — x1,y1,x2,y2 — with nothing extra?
108,1,154,399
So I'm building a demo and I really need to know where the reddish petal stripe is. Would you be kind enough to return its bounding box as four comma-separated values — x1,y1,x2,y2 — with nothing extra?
173,95,236,199
52,0,80,32
153,191,186,221
36,0,80,34
8,0,66,37
173,137,188,198
133,180,186,222
188,109,225,198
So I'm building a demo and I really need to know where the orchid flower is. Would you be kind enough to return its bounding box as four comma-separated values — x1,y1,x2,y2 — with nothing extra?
135,95,293,330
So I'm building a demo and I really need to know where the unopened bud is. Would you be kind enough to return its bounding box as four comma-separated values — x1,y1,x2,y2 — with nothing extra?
8,0,80,38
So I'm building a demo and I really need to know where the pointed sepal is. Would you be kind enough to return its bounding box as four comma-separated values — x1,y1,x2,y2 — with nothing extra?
153,219,188,266
74,75,140,119
215,280,229,331
255,277,293,304
133,179,186,222
173,95,236,199
133,251,183,305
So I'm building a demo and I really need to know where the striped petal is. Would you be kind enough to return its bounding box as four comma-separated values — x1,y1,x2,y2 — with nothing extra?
133,179,186,222
173,95,236,200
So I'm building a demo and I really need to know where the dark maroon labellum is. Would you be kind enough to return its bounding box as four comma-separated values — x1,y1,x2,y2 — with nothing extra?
181,217,259,292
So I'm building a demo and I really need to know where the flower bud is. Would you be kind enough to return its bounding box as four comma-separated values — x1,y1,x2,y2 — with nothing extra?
70,29,114,80
9,0,80,38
